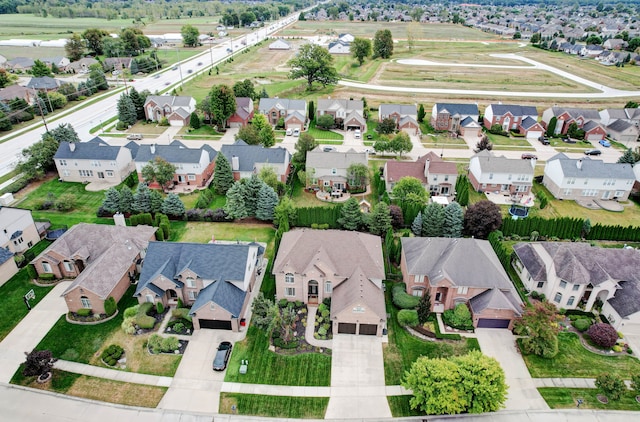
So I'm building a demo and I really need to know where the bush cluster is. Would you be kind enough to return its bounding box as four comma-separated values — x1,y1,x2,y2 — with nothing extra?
572,318,592,332
185,207,228,222
167,318,193,334
172,307,193,321
101,344,124,366
76,308,92,317
195,189,215,209
148,334,180,354
587,323,619,348
271,331,299,349
392,283,420,309
442,304,473,331
104,297,117,317
397,309,419,327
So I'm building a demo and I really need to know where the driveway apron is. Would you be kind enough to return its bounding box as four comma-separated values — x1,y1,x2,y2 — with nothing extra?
475,328,549,411
324,334,391,419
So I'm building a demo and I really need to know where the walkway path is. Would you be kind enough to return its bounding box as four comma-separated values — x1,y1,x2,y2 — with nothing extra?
54,360,172,387
533,378,633,389
305,306,333,348
475,329,549,411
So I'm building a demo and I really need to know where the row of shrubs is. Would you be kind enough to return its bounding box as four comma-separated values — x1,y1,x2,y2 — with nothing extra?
122,302,163,334
185,208,228,222
315,301,332,340
442,303,474,331
101,344,124,366
397,309,462,341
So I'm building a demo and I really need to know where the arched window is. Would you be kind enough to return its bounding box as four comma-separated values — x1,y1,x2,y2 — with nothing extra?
80,296,91,309
285,273,294,284
554,292,562,304
567,296,575,306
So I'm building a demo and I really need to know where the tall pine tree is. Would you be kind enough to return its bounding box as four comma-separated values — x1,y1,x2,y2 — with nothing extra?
102,187,121,213
128,87,146,120
119,188,134,214
422,203,445,237
162,193,186,218
443,202,464,238
149,190,164,214
256,183,279,221
338,198,363,230
117,93,136,126
368,202,392,236
244,175,263,217
224,181,248,220
133,183,152,213
212,153,234,195
411,211,423,236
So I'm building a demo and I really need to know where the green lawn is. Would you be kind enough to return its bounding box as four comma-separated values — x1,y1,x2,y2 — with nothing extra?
224,326,331,386
290,178,339,208
174,221,274,244
383,282,479,385
520,332,640,379
16,179,106,219
307,122,344,140
388,395,425,417
220,393,329,418
538,387,640,410
0,267,54,341
486,132,535,147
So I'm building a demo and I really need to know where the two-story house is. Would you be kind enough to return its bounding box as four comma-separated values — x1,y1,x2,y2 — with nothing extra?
221,140,291,182
305,147,368,192
134,141,217,189
468,150,534,195
316,98,366,131
135,241,264,331
383,152,457,197
144,95,196,127
379,104,420,135
543,153,635,201
273,229,386,336
258,98,307,131
54,138,135,184
227,97,254,128
483,104,544,139
430,103,481,136
541,107,606,141
0,207,41,286
401,237,522,329
32,223,156,315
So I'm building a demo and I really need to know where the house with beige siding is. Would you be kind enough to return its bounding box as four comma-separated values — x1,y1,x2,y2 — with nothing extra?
273,229,386,336
305,147,368,192
0,206,40,255
31,223,156,315
258,98,307,131
220,140,291,182
316,98,366,131
143,95,196,127
54,138,135,184
468,150,534,196
383,152,457,197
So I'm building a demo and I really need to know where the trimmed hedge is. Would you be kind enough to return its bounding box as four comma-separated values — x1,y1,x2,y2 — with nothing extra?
76,308,92,317
104,297,117,317
101,344,124,366
294,206,343,228
397,309,419,327
572,318,592,332
392,283,420,309
501,216,640,242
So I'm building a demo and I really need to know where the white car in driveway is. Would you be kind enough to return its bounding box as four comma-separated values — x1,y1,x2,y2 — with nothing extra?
286,128,292,136
354,129,361,139
293,128,300,137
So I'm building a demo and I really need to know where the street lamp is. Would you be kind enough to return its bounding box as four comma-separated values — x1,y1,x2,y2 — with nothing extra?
176,47,184,89
209,38,214,68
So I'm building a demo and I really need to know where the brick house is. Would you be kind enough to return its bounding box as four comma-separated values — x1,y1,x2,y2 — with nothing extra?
379,104,420,135
383,152,457,197
430,103,481,136
143,95,196,127
227,97,254,128
483,104,544,139
541,107,606,141
258,98,307,131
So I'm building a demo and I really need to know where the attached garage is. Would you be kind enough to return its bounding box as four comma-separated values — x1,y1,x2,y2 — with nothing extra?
198,319,232,330
526,130,543,140
228,121,243,128
621,323,640,336
477,318,511,329
337,323,357,334
358,324,378,335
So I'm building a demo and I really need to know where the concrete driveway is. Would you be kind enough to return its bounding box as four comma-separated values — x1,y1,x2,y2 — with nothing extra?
475,328,549,411
324,334,391,419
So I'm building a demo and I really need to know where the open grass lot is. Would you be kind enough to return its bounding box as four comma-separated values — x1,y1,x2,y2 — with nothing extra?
307,124,344,140
125,121,171,136
15,179,106,220
0,266,54,342
421,133,468,149
174,221,274,244
224,326,331,386
395,41,526,64
388,395,425,417
179,191,226,210
520,332,640,379
486,133,535,147
383,282,480,385
538,387,640,411
220,393,329,418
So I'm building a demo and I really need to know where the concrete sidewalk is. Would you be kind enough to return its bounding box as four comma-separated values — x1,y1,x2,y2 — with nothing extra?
221,382,331,397
0,281,70,383
54,360,172,387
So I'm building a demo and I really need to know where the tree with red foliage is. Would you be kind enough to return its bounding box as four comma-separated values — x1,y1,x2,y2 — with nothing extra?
389,205,404,228
463,200,503,239
587,323,619,348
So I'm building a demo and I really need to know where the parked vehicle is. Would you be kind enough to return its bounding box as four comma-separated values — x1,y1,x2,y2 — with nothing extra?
521,153,538,160
323,146,337,152
213,341,232,371
599,139,611,147
126,134,143,140
584,149,602,156
364,148,376,155
292,128,300,137
562,137,577,144
354,129,361,139
538,136,550,145
286,128,292,136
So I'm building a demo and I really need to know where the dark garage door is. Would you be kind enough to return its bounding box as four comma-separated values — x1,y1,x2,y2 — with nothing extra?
358,324,378,336
477,318,510,329
338,323,356,334
199,319,232,330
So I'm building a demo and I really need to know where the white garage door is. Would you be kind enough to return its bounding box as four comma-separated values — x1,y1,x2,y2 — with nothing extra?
527,130,543,140
229,122,243,128
621,323,640,336
586,133,603,141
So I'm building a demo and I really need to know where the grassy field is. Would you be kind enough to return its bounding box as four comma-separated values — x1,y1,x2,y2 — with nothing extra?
174,221,274,244
224,326,332,386
538,387,640,410
520,332,640,379
220,393,329,418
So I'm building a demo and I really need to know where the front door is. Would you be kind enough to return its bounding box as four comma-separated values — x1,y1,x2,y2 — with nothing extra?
602,191,611,200
308,280,319,304
177,175,185,183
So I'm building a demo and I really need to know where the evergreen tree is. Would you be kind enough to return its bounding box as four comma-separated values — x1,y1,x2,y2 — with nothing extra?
338,197,363,230
455,175,470,207
128,87,146,120
89,65,108,90
256,183,279,221
368,202,393,236
417,104,426,123
422,203,445,237
416,289,431,324
133,183,152,213
190,112,201,129
617,148,640,164
308,100,315,121
224,181,248,220
150,190,164,214
0,110,12,131
102,187,121,213
443,202,464,238
162,193,186,218
546,116,557,137
244,175,263,217
119,188,134,214
274,196,297,228
117,93,136,126
411,211,423,236
212,153,234,195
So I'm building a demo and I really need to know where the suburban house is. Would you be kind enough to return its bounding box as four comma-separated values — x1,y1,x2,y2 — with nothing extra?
0,85,35,104
338,33,355,43
305,147,368,192
0,246,17,288
606,120,640,144
468,150,534,195
25,76,65,92
541,107,607,141
600,108,640,126
135,241,263,331
32,223,156,315
268,39,290,50
103,57,132,72
42,56,70,70
316,98,366,131
328,40,351,54
5,57,34,72
273,229,386,336
227,97,254,128
134,141,217,189
144,95,196,127
543,153,635,201
483,104,544,139
220,140,291,182
0,206,40,286
513,242,640,334
517,116,546,140
401,237,523,329
54,138,135,184
379,104,420,135
383,152,457,197
68,57,99,74
258,98,307,131
430,103,481,136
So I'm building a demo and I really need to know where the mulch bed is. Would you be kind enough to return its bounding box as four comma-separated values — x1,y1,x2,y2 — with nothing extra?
273,307,331,356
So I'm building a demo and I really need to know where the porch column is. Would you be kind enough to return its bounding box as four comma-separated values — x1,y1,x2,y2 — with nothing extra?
584,287,600,311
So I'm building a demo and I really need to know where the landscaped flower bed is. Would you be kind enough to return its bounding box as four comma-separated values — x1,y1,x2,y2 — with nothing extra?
100,344,125,368
146,333,188,355
314,300,332,340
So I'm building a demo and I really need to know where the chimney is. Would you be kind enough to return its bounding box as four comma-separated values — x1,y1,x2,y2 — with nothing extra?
150,144,156,154
232,155,240,171
576,159,582,170
69,143,76,152
530,158,537,169
113,212,126,227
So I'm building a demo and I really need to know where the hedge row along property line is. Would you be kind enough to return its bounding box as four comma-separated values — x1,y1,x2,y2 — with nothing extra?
500,216,640,242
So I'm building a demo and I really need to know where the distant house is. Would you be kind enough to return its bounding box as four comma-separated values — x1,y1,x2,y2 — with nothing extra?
607,120,640,144
5,57,34,72
54,137,135,184
143,95,196,127
379,104,419,135
328,40,351,54
273,229,386,336
541,107,605,140
134,141,217,189
0,85,35,104
431,103,481,137
135,241,263,331
483,104,542,139
103,57,133,72
25,76,65,92
305,147,367,192
401,237,523,329
316,98,366,131
543,153,635,201
258,98,307,131
268,39,290,50
42,56,70,70
32,223,156,315
227,97,254,128
338,33,355,43
468,150,534,195
581,44,604,57
67,57,99,74
383,152,457,197
220,140,291,182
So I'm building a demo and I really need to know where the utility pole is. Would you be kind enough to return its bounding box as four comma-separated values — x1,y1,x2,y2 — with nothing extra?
176,47,184,89
209,38,214,68
33,89,49,132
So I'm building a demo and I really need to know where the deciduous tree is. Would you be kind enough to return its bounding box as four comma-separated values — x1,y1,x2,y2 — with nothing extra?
390,131,413,157
83,28,109,55
373,29,394,59
207,84,236,128
181,24,200,47
377,117,397,134
293,133,318,165
316,114,335,129
141,156,176,190
288,43,338,90
233,79,256,99
236,124,261,145
595,373,626,401
351,37,372,66
463,200,502,239
347,163,369,191
392,176,427,206
514,301,562,358
65,33,85,62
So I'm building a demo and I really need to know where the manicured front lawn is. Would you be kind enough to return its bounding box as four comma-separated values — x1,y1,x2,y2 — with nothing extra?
220,393,329,418
224,326,331,386
388,395,425,417
538,387,640,411
0,267,54,342
306,122,344,140
383,282,479,385
16,179,105,218
486,132,535,147
520,332,640,379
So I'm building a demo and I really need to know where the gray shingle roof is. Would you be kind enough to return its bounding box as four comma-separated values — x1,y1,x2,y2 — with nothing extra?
435,103,479,116
472,150,534,175
26,76,63,90
258,98,306,114
220,140,290,172
144,95,193,108
306,148,367,170
550,107,601,120
379,104,417,117
607,119,633,132
520,116,539,129
488,104,538,117
135,143,215,164
582,120,601,131
124,141,140,158
548,154,635,179
54,139,121,161
316,99,363,113
607,280,640,318
469,288,522,316
0,247,13,265
513,243,547,282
